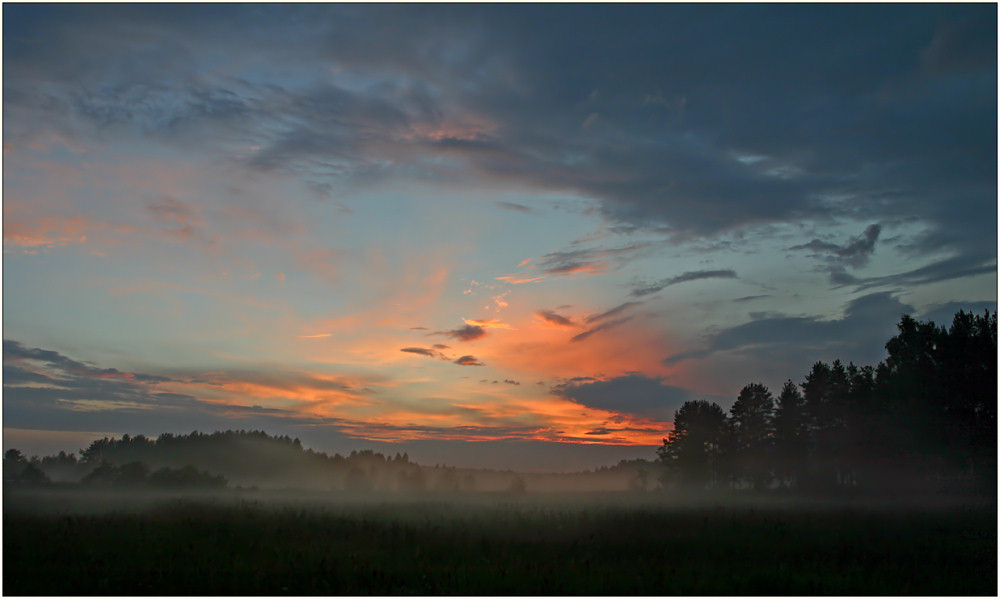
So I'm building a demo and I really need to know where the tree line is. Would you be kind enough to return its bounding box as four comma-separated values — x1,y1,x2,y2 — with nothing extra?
658,310,997,495
2,429,469,492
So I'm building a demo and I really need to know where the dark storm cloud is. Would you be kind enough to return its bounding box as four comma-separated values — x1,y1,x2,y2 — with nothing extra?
552,374,692,419
454,355,484,366
435,325,487,342
630,270,738,298
5,4,994,278
664,292,915,367
536,309,575,327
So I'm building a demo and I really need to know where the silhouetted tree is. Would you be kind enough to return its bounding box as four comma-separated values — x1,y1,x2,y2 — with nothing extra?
877,310,998,491
772,380,808,488
115,461,151,487
629,465,651,492
3,449,50,486
800,361,843,490
657,309,996,498
82,461,122,486
879,313,944,476
728,383,775,489
658,400,728,489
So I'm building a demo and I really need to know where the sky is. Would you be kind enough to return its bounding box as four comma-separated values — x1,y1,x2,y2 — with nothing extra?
2,4,996,472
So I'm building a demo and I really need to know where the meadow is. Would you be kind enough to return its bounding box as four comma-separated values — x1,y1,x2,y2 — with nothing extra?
4,489,995,595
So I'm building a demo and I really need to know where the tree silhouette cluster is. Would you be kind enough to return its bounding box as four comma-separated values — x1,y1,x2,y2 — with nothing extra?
658,310,997,495
3,449,50,486
82,461,228,489
5,429,462,492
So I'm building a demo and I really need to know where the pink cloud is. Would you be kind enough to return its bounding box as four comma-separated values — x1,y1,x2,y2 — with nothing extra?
496,273,547,284
3,216,89,250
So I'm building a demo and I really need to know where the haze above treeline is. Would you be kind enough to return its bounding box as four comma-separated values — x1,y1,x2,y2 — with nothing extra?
5,309,994,499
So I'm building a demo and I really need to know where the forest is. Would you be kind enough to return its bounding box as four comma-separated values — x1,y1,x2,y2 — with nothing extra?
659,309,997,497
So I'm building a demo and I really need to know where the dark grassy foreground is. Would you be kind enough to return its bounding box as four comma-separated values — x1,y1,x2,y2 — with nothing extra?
4,491,996,595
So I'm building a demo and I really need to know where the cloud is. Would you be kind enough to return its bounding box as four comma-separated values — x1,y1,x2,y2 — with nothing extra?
791,224,881,269
400,347,447,360
495,200,533,213
3,216,91,251
3,340,172,383
630,270,738,297
435,324,487,342
663,292,915,367
1,340,318,433
570,316,633,343
496,273,547,285
6,4,994,271
535,243,654,277
585,301,642,324
146,196,199,225
463,318,511,329
454,355,484,366
552,373,693,419
535,309,575,327
496,243,657,285
831,253,997,292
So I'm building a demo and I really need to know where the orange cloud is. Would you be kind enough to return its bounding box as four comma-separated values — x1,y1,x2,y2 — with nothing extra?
449,394,669,445
464,318,512,329
496,273,547,284
472,307,676,383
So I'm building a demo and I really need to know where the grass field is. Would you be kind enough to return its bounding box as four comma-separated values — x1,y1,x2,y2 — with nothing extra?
4,490,995,595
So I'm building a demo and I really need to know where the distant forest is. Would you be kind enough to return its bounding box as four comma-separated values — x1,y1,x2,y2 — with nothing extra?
3,431,479,493
4,310,996,497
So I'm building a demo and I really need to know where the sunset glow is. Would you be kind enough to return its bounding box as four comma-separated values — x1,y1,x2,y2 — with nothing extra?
3,4,995,471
